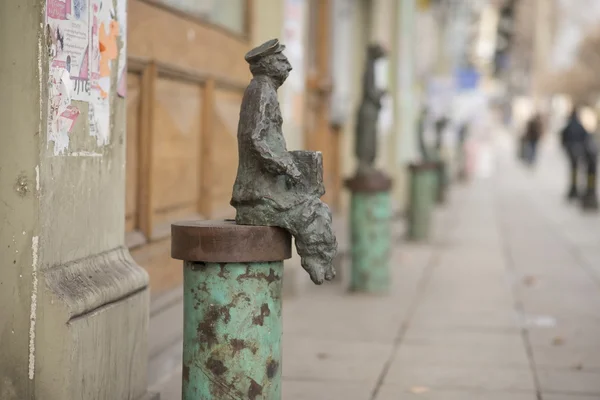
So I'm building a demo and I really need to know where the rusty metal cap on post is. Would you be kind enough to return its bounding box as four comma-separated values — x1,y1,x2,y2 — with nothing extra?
171,220,292,263
344,170,393,193
408,162,439,171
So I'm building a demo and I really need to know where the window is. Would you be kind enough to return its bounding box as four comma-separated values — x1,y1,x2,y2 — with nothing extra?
153,0,248,36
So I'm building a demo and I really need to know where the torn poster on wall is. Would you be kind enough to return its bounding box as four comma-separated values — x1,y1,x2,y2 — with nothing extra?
46,0,88,154
116,0,127,98
47,68,80,154
46,0,124,154
47,0,90,101
89,0,119,146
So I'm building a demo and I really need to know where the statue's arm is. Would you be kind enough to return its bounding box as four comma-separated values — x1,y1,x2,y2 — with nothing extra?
251,126,301,179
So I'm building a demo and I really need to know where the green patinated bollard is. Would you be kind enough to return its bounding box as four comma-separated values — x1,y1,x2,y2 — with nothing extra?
172,221,292,400
408,163,437,241
345,171,393,294
434,160,448,204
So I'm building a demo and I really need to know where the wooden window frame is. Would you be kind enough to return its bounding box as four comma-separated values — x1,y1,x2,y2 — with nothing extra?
139,0,254,42
125,56,247,250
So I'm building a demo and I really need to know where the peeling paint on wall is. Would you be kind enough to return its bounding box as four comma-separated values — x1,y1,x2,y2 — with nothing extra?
47,61,81,155
68,151,103,156
28,236,39,380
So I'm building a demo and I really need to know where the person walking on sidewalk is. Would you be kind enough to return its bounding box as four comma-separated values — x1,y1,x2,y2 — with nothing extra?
523,113,543,166
561,107,589,200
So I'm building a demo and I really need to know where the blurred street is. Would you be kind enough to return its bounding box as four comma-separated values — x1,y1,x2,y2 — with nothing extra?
151,127,600,399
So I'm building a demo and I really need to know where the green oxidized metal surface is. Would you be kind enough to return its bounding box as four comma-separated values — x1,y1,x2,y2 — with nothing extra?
182,261,283,400
408,168,436,241
349,191,392,293
435,161,448,204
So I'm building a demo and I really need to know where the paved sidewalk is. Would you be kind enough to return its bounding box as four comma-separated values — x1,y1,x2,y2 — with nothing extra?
152,132,600,399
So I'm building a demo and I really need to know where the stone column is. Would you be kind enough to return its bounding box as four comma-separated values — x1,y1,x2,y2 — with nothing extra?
0,1,154,399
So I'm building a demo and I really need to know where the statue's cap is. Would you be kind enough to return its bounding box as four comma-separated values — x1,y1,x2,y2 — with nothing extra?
245,39,286,64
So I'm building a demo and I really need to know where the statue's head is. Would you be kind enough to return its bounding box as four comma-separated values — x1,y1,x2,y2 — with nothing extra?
246,39,292,87
367,44,386,60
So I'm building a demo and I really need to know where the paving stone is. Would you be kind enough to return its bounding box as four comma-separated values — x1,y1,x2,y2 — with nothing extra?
527,320,600,347
543,394,600,400
283,380,372,400
403,329,524,347
375,387,537,400
383,365,536,392
282,337,391,384
538,369,600,396
392,342,530,368
408,308,519,331
531,345,600,371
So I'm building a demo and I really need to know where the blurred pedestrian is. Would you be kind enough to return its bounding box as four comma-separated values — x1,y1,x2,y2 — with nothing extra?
522,113,543,166
561,106,589,200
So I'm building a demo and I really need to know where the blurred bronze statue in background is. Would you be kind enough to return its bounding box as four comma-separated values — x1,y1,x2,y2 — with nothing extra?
355,44,387,175
231,39,338,284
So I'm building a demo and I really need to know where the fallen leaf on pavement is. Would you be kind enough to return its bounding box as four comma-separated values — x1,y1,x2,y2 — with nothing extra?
409,386,430,394
316,352,328,360
573,363,583,370
523,275,536,286
552,336,565,346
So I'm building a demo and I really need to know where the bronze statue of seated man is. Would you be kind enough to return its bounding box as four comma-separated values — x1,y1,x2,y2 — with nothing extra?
230,39,338,284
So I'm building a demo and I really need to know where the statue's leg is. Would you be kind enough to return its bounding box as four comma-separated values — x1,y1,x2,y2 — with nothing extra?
278,199,338,284
235,200,338,284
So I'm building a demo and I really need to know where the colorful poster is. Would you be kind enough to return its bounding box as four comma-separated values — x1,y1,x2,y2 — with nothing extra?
45,0,121,154
46,0,87,154
89,0,119,146
46,0,90,101
116,0,127,97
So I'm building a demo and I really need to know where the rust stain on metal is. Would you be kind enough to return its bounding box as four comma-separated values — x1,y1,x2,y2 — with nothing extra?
252,303,271,326
266,359,279,379
230,338,246,355
247,379,263,400
197,304,232,348
237,265,279,284
229,338,257,356
218,263,229,279
205,357,228,376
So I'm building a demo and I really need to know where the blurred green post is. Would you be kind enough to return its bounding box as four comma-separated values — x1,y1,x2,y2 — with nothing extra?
407,163,437,241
